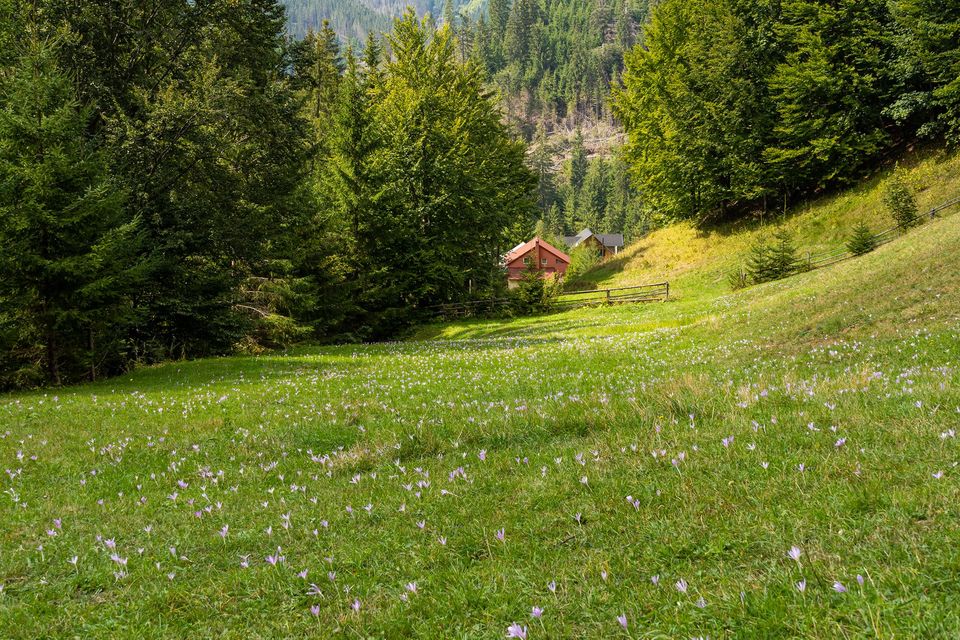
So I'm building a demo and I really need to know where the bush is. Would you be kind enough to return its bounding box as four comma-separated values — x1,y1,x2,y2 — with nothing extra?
565,244,602,282
512,260,558,314
847,220,877,256
883,168,919,230
727,266,749,291
746,228,799,285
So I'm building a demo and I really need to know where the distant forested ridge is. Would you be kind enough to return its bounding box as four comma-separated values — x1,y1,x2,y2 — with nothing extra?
284,0,651,129
284,0,480,41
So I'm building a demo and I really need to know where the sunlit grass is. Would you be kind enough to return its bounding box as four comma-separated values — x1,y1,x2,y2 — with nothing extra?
1,184,960,638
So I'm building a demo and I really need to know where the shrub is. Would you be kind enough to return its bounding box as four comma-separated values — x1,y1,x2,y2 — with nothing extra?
727,266,749,291
883,168,919,230
565,244,602,282
847,220,877,256
512,260,550,314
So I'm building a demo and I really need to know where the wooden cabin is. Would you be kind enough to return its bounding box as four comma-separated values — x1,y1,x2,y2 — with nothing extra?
563,228,625,258
503,238,571,289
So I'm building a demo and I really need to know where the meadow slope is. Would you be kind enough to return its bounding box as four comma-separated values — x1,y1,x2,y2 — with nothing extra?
567,146,960,301
1,198,960,637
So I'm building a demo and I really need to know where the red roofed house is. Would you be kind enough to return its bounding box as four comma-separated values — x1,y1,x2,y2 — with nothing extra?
503,237,571,289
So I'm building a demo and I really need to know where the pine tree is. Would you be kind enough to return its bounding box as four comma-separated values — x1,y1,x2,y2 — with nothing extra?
746,228,798,284
770,228,800,278
847,220,877,255
530,123,556,214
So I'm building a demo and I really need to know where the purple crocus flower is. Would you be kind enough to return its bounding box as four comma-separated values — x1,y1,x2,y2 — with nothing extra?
617,613,628,630
506,623,527,639
531,606,543,619
496,528,505,542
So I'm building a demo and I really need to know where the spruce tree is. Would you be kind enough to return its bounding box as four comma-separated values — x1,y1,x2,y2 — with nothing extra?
0,34,138,384
847,220,877,255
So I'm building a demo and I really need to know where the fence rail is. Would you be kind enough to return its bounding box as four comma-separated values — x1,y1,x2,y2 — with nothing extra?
425,282,670,320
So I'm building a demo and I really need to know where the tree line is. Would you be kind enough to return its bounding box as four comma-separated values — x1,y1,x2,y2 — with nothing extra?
613,0,960,222
0,3,534,388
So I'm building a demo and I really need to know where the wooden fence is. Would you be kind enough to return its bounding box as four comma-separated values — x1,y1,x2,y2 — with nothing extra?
425,282,670,320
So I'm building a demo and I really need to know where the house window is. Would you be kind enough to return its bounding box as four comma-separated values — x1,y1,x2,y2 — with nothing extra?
541,258,548,266
523,257,531,264
556,258,562,265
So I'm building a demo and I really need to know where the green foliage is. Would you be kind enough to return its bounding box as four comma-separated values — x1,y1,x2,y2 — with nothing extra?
847,220,878,256
615,0,959,222
746,228,799,284
511,258,557,314
883,168,920,230
565,244,603,282
0,33,140,386
0,1,314,387
313,11,536,338
895,0,960,141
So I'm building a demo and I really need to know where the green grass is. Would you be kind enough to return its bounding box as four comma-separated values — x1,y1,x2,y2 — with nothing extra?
2,166,960,637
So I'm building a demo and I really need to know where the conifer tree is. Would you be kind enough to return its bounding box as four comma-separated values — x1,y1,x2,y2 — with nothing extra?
0,34,139,384
847,220,877,256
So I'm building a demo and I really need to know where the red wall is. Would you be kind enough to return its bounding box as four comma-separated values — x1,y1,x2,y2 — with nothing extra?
506,243,568,280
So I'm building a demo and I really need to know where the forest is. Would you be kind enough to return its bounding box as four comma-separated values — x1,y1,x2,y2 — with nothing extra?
1,0,958,388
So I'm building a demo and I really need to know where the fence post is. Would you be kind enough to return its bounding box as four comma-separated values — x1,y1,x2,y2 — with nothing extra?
665,283,669,301
606,289,611,304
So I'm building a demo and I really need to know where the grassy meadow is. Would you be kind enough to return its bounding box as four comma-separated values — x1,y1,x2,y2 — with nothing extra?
2,158,960,637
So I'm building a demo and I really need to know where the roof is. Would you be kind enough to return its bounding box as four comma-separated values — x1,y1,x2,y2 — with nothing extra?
504,237,571,265
563,228,625,249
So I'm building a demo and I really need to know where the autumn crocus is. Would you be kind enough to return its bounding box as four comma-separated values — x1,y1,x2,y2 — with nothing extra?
788,546,802,563
506,623,527,639
531,606,543,619
496,528,505,542
675,578,688,594
617,613,628,630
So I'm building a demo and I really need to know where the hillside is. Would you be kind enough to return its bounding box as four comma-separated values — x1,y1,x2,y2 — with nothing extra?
3,154,960,636
565,147,960,301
